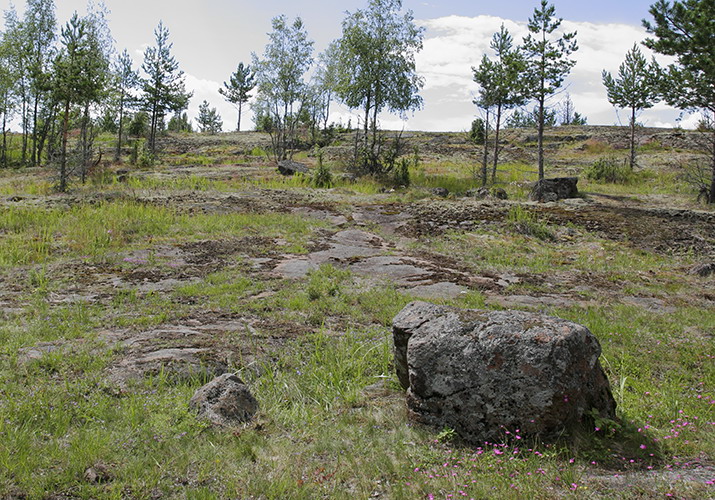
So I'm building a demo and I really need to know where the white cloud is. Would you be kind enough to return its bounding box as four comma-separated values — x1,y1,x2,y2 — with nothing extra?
403,14,687,131
184,73,243,132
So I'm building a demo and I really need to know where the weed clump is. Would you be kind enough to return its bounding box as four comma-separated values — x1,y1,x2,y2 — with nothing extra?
506,205,554,240
311,149,333,188
585,157,634,184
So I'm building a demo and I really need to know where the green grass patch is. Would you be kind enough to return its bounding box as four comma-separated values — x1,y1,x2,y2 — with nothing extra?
0,201,326,267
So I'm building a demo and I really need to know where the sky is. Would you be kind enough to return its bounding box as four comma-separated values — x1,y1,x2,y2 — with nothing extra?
1,0,698,132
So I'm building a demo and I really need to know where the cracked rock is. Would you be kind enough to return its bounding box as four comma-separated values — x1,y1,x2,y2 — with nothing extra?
392,301,616,443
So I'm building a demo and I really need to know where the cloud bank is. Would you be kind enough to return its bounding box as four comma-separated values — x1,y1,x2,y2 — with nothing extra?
182,14,697,132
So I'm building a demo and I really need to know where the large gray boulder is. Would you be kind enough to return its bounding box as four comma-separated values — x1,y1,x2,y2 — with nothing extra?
530,177,579,202
189,374,258,426
393,301,616,443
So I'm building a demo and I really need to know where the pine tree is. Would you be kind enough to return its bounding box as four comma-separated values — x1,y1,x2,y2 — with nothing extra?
602,44,660,169
219,62,254,132
53,14,93,191
473,25,526,184
197,100,222,134
113,49,138,161
140,22,192,155
522,0,578,180
643,0,715,203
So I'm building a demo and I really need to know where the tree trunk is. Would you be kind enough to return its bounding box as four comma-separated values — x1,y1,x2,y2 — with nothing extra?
59,100,70,192
323,91,331,131
1,94,7,168
710,128,715,204
482,108,490,187
21,95,28,166
149,98,158,154
116,91,125,161
372,97,380,170
492,103,503,183
237,100,242,132
537,93,545,181
31,94,39,166
629,106,637,170
36,104,55,166
81,101,90,183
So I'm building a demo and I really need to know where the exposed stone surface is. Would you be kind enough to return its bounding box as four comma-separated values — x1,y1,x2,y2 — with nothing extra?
530,177,579,202
277,160,309,176
392,301,616,444
272,229,470,298
106,347,226,385
189,373,258,426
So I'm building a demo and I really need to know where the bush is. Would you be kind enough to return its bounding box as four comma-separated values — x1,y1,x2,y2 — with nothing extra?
585,157,634,184
392,158,411,188
506,205,553,240
468,118,485,145
312,149,332,188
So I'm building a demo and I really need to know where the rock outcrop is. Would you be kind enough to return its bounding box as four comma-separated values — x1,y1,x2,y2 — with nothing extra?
189,373,259,426
530,177,579,202
393,301,616,443
277,160,309,176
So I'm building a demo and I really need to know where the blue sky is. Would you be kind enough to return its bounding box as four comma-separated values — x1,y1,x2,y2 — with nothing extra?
1,0,692,131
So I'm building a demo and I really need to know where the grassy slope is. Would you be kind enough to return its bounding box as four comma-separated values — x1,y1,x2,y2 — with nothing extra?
0,127,713,499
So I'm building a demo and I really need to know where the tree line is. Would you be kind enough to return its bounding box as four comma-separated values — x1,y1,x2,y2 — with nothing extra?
0,0,712,202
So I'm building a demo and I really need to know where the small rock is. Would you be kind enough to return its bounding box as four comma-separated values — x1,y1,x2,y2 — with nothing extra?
189,373,258,426
430,187,449,197
277,160,309,176
690,262,715,277
84,464,111,483
116,169,130,182
491,187,508,200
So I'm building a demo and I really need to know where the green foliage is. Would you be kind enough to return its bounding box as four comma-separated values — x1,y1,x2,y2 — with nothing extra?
251,15,313,161
602,44,660,116
219,62,255,132
334,0,424,174
585,156,633,183
643,0,715,203
196,100,222,135
167,112,192,133
506,106,557,128
506,205,554,240
140,21,192,154
113,48,140,160
585,156,657,185
602,44,660,169
128,111,149,137
311,149,333,188
559,94,587,125
392,157,411,188
468,118,485,145
522,0,578,180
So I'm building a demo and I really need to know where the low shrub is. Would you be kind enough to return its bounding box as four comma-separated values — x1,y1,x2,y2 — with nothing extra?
312,150,333,188
506,205,554,240
585,157,634,184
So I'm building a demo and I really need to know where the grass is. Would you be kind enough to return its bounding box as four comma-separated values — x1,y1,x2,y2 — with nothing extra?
0,201,326,267
0,129,713,499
